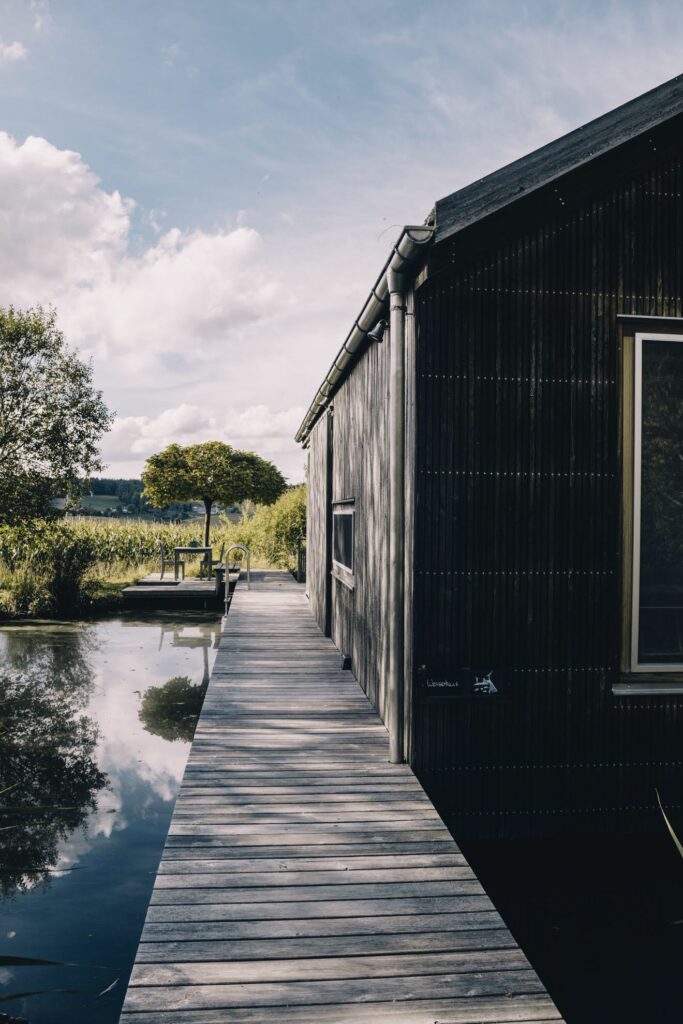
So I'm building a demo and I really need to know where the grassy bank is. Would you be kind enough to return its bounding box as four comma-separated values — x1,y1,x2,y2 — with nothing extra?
0,486,306,619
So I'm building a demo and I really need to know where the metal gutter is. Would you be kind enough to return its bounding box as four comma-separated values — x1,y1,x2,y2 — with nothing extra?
294,223,434,445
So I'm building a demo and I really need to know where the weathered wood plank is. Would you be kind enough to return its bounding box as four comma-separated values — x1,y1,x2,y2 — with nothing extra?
161,840,459,859
154,866,475,886
135,928,515,963
130,948,530,986
150,879,483,906
123,968,545,1011
168,821,452,836
175,789,425,801
156,853,467,873
120,1002,561,1024
169,809,443,824
146,894,495,923
165,828,453,846
140,910,507,941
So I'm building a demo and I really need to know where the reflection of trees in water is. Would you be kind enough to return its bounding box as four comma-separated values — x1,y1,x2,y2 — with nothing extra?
141,620,217,742
1,626,97,701
139,675,207,743
0,628,106,899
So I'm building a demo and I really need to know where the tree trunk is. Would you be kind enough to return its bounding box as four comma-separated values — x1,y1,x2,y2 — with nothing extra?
203,498,213,547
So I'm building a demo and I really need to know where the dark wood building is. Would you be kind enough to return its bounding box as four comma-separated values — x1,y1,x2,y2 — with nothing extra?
296,76,683,837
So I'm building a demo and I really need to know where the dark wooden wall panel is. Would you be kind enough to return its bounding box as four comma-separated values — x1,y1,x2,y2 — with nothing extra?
306,414,330,634
331,337,390,720
414,148,683,837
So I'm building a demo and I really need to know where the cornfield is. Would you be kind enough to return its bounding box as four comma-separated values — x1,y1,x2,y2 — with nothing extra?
0,518,238,571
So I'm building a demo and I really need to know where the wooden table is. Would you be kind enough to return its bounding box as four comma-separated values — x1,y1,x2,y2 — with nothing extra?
173,546,212,581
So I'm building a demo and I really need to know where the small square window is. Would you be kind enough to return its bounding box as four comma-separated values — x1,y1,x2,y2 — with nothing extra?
333,505,354,572
331,502,355,589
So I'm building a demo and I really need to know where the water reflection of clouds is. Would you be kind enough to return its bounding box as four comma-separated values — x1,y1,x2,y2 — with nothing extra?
55,791,124,874
1,615,220,878
65,618,219,862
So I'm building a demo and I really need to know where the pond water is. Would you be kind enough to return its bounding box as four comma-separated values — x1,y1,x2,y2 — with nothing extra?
0,612,222,1024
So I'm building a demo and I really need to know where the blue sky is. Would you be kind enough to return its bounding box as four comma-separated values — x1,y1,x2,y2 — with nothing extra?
1,0,682,480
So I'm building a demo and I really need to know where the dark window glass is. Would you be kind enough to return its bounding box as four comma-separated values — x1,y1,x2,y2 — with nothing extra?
333,511,354,571
638,339,683,664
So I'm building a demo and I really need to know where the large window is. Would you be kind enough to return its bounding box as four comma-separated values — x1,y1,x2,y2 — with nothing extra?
631,333,683,670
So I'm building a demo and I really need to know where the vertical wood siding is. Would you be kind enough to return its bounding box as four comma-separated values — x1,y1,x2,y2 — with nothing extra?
414,149,683,837
307,414,331,634
331,337,391,720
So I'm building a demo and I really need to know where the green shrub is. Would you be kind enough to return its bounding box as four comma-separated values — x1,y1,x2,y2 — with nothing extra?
246,485,307,569
0,521,99,616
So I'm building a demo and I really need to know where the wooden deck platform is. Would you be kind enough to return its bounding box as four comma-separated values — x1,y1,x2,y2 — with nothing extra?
122,572,240,610
119,570,562,1023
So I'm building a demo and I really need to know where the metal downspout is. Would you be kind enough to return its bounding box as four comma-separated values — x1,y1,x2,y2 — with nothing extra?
387,263,406,764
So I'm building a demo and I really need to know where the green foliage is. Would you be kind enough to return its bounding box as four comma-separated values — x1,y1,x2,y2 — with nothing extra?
0,474,58,525
142,444,195,507
139,675,206,743
0,306,113,522
142,441,286,545
240,485,307,570
0,521,100,617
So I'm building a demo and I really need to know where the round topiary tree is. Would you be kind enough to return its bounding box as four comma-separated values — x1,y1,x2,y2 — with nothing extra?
141,441,286,545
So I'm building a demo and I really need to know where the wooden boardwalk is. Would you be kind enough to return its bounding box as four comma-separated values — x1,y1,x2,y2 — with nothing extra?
120,570,562,1024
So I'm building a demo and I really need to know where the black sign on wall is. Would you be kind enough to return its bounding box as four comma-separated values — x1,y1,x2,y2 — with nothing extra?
417,665,510,699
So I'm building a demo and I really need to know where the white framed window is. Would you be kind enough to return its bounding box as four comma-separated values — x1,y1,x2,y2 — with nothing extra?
631,333,683,671
332,501,355,586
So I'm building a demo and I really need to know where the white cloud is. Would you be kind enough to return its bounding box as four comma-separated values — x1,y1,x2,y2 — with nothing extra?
62,223,282,376
0,37,26,62
0,135,282,377
0,133,131,299
147,207,167,233
161,42,181,67
0,135,281,373
30,0,50,32
0,132,311,476
102,402,305,480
